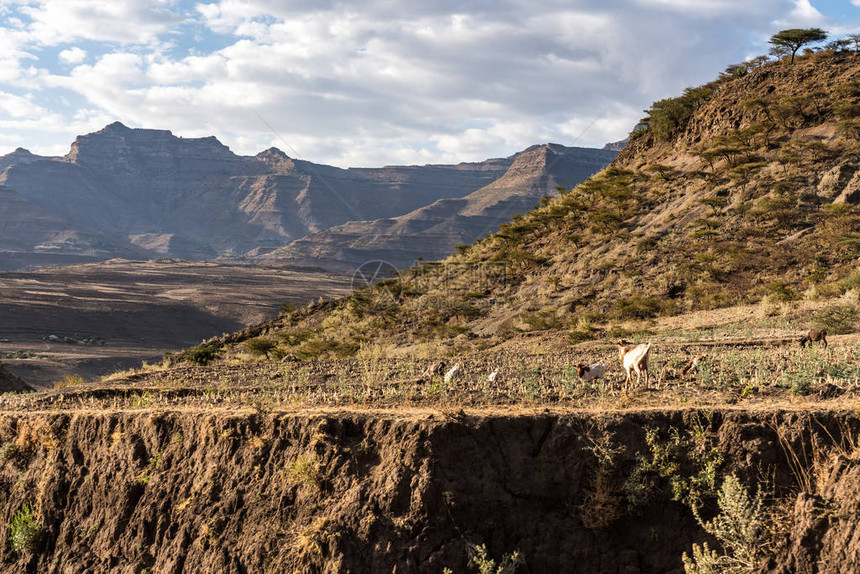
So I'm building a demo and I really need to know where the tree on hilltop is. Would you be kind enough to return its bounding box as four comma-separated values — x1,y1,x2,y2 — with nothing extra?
769,28,828,64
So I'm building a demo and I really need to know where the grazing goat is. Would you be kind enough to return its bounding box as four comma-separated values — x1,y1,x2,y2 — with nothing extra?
421,360,447,379
616,340,652,391
444,363,461,384
488,369,499,383
681,355,706,384
800,329,828,349
575,363,605,382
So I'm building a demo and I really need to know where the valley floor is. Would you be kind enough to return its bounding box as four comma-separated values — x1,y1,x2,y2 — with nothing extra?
0,260,350,387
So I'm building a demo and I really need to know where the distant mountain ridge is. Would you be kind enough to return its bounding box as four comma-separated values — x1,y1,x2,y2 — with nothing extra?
0,123,616,271
268,143,618,270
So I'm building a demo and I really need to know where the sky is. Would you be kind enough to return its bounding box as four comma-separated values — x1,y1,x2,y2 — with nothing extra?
0,0,858,168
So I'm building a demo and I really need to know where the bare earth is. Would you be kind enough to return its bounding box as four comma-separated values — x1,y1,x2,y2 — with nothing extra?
0,259,350,387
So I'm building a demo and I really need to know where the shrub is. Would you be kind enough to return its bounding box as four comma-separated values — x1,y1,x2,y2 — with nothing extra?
244,337,278,358
646,84,718,140
568,329,598,344
763,281,799,302
469,543,521,574
180,344,223,366
279,301,299,316
812,304,859,335
294,337,360,360
286,455,319,488
839,270,860,292
683,475,765,574
611,295,667,320
9,502,41,554
520,310,562,331
53,374,86,389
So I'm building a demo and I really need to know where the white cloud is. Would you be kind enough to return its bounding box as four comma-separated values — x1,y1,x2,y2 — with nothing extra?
0,91,45,118
0,0,853,166
58,47,86,64
19,0,182,45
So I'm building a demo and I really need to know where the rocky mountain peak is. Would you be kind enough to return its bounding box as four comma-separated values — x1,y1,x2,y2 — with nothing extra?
101,121,131,132
255,147,296,173
0,147,48,172
64,124,239,172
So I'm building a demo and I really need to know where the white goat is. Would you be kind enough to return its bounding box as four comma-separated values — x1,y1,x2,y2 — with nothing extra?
575,363,605,382
444,363,461,384
616,340,652,391
488,368,499,383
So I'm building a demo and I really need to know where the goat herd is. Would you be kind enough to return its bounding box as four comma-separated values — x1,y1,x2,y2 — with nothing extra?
420,329,830,394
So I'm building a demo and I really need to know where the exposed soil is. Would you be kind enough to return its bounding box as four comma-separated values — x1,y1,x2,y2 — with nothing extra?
0,406,856,573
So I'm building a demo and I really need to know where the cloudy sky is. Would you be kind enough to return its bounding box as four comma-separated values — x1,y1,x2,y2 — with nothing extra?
0,0,858,167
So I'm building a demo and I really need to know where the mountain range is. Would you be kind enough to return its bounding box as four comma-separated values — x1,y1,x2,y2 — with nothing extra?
0,124,616,271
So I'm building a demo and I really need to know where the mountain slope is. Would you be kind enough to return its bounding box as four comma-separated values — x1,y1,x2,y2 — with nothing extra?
265,144,617,270
205,48,860,359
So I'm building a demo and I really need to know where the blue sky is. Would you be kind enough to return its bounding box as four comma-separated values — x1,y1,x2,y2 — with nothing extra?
0,0,858,167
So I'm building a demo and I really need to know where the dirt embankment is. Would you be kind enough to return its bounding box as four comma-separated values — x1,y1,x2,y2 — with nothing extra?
0,408,856,573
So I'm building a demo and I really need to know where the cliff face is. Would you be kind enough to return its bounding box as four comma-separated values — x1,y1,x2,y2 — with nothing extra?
0,125,617,271
0,407,854,573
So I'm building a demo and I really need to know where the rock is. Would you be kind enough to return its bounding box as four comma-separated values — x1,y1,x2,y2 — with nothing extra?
818,162,859,200
834,170,860,204
267,144,617,271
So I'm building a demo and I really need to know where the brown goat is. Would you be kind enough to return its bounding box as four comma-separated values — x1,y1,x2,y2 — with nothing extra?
680,355,706,387
421,360,447,379
799,329,828,349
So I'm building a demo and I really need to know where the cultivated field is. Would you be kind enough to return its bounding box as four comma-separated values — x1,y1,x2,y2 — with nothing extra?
6,295,858,414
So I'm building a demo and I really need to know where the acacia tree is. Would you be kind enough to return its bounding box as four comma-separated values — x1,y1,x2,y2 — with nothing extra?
769,28,828,64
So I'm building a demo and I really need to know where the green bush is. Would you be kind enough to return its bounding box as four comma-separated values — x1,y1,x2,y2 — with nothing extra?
763,281,799,302
839,270,860,292
469,543,521,574
646,84,718,140
611,295,668,320
244,337,278,358
812,304,859,334
180,344,223,366
683,475,764,574
9,502,40,554
568,329,598,344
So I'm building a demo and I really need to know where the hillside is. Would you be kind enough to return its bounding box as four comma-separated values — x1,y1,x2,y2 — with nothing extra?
0,126,613,271
206,48,860,361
